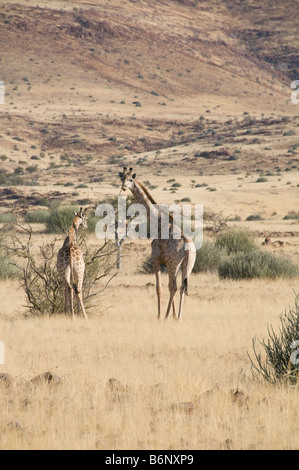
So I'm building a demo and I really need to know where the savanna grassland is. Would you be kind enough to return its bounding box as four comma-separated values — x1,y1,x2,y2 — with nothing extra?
0,0,299,450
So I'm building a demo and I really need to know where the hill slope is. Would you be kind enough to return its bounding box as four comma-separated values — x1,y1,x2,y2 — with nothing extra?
0,0,298,193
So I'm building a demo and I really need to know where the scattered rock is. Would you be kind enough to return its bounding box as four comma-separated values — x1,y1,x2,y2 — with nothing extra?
257,396,269,406
263,237,271,246
223,438,233,450
105,378,129,404
193,383,220,405
30,371,63,386
7,420,23,430
170,401,195,415
0,373,15,388
149,382,164,399
230,388,249,407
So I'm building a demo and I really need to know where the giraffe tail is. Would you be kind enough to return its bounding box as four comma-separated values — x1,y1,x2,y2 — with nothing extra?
72,283,79,295
183,278,188,296
70,252,80,295
183,241,196,296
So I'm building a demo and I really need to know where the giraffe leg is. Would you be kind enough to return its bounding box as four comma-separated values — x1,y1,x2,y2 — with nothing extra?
154,264,162,320
178,286,185,321
172,300,176,319
75,269,88,319
77,292,88,320
64,284,70,314
63,264,72,316
76,296,81,315
70,287,75,319
178,259,189,320
165,272,177,319
71,262,87,318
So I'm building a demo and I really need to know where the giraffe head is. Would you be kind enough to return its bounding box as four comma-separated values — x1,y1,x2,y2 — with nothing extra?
118,167,136,192
74,207,88,230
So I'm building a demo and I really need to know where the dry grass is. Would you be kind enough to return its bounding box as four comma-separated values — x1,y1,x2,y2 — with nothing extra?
1,0,299,451
1,273,299,450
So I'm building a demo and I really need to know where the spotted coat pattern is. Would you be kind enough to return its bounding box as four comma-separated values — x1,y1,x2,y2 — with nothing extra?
119,167,196,320
57,208,88,319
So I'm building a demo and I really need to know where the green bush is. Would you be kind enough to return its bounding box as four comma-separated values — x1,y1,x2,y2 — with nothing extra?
181,197,191,202
86,214,98,234
246,214,264,221
0,252,17,280
0,171,8,186
46,206,97,234
256,177,268,183
218,251,299,280
0,213,17,224
283,213,299,220
215,228,256,255
249,295,299,384
25,209,50,224
193,242,227,273
46,206,78,234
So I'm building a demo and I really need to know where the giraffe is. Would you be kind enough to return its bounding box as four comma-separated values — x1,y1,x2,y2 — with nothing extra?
57,208,88,319
118,167,196,320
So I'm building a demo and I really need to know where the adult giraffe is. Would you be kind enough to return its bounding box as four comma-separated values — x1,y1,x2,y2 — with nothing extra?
118,167,196,320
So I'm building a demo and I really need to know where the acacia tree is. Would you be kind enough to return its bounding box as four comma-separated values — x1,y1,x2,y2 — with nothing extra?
3,223,118,315
204,209,230,236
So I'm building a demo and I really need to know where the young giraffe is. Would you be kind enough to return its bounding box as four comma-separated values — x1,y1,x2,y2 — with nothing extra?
119,167,196,320
57,208,88,319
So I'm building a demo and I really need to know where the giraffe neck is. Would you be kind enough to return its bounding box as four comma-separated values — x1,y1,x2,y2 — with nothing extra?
130,180,183,241
67,218,80,246
130,180,158,223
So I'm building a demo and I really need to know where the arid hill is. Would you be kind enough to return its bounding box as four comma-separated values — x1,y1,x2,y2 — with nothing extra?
0,0,298,191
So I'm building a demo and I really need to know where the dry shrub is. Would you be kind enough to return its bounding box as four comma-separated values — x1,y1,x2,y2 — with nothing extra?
204,210,229,236
4,225,117,315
